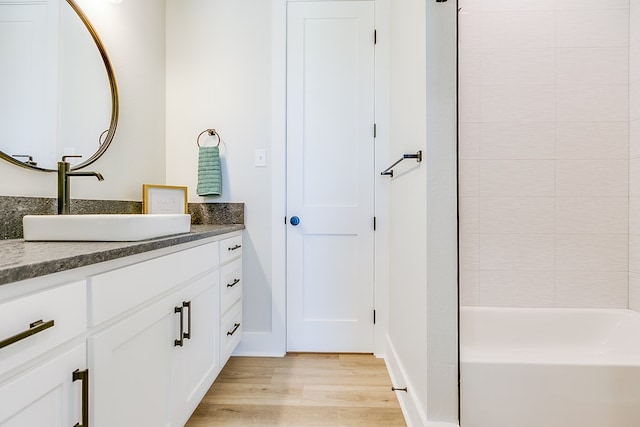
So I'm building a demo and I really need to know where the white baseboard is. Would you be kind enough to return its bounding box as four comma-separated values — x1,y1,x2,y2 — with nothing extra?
232,331,286,357
385,335,428,426
384,335,460,427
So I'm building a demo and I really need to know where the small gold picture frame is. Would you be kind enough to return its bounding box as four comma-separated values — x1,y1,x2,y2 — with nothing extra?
142,184,188,214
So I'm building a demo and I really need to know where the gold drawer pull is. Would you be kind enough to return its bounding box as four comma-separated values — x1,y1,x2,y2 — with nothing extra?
72,369,89,427
0,319,55,350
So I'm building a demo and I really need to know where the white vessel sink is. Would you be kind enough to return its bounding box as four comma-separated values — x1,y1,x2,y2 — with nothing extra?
23,214,191,242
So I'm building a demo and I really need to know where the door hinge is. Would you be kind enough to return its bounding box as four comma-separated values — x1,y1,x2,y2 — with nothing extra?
373,216,377,231
374,123,377,138
374,29,377,44
373,309,376,324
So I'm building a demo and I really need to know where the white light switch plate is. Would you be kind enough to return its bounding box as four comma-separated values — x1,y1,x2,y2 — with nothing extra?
255,149,266,167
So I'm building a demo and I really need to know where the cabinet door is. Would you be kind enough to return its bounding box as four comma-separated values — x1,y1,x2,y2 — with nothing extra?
89,297,176,427
0,343,86,427
171,272,220,427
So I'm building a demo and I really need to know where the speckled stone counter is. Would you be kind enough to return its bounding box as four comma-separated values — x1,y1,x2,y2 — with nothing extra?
0,224,244,286
0,196,244,239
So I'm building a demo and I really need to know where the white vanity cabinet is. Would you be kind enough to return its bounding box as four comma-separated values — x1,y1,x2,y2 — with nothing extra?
0,229,243,427
89,271,220,427
0,281,88,427
87,231,242,427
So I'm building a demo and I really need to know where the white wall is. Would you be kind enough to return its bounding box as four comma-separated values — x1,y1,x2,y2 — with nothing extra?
165,0,279,352
459,0,630,308
0,0,167,201
424,2,459,422
385,0,458,425
387,0,429,419
1,0,282,354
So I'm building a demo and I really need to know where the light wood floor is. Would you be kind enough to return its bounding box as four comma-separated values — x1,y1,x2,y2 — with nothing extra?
185,353,407,426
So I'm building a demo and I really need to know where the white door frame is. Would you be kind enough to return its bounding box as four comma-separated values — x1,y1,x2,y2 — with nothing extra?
285,0,377,353
268,0,391,358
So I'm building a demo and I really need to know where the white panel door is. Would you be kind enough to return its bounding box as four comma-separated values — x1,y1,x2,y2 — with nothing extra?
287,1,375,352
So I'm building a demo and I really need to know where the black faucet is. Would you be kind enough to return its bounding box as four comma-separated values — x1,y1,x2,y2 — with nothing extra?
57,155,104,214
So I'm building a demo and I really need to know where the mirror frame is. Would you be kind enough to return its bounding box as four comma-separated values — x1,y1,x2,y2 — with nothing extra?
0,0,119,172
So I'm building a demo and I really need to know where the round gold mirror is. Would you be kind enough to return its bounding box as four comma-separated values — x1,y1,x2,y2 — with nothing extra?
0,0,119,172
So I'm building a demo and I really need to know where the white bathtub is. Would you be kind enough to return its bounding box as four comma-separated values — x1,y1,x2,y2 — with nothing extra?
460,307,640,427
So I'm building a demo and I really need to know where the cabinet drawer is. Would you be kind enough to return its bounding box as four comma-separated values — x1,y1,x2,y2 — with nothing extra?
220,301,242,366
220,259,242,315
219,235,242,264
0,281,87,378
89,242,219,326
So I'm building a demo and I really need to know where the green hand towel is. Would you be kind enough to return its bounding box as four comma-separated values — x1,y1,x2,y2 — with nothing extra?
197,146,222,197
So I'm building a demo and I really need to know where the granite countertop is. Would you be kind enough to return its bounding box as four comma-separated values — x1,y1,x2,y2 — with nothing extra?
0,224,244,286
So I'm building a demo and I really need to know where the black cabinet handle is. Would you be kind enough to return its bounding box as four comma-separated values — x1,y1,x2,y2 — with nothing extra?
227,323,241,336
227,278,240,288
228,244,241,251
73,369,89,427
0,319,54,350
174,305,184,347
182,301,192,340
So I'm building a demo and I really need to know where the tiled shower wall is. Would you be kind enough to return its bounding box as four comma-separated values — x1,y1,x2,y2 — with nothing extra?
630,0,640,311
459,0,630,307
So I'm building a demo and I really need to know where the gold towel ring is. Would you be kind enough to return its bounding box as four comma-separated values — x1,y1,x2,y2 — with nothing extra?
197,129,221,147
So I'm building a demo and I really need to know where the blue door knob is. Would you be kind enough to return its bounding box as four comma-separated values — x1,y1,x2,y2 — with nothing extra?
290,216,300,226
